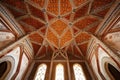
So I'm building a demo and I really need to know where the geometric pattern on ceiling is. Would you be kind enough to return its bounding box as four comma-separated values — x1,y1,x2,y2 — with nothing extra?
0,0,116,57
46,19,73,48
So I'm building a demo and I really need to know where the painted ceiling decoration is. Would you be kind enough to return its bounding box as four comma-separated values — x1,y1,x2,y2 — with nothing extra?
0,0,116,58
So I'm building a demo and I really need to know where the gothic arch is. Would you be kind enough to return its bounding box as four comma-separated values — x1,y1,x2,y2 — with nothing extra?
34,63,47,80
107,63,120,80
0,56,15,80
0,61,11,79
73,63,86,80
101,57,120,80
55,63,64,80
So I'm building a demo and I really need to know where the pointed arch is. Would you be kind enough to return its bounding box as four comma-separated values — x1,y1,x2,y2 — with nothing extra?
0,61,11,79
34,63,47,80
55,63,64,80
108,63,120,80
73,63,86,80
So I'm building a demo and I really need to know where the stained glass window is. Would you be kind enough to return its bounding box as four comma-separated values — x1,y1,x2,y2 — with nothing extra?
34,64,47,80
55,64,64,80
73,64,86,80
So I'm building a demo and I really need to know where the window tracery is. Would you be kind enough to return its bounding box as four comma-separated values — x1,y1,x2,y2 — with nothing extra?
73,63,86,80
34,64,47,80
55,64,64,80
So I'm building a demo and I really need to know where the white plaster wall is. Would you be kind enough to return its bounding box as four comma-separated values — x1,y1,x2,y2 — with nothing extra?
104,32,120,52
98,47,111,80
15,53,29,80
5,47,20,80
91,54,102,80
0,32,15,41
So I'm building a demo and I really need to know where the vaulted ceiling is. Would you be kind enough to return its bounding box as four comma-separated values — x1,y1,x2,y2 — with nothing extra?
0,0,116,59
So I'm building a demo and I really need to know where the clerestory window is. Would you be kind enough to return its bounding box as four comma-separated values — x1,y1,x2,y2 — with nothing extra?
34,64,47,80
55,64,64,80
73,63,86,80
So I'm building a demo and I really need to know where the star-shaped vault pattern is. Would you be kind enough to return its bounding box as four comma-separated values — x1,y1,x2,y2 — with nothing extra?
0,0,116,58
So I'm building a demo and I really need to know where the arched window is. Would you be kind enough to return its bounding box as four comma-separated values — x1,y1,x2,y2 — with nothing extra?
0,62,7,77
73,64,86,80
55,64,64,80
34,64,47,80
108,63,120,80
0,61,11,80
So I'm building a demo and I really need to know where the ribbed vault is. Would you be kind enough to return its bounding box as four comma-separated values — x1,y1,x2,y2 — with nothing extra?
0,0,117,59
